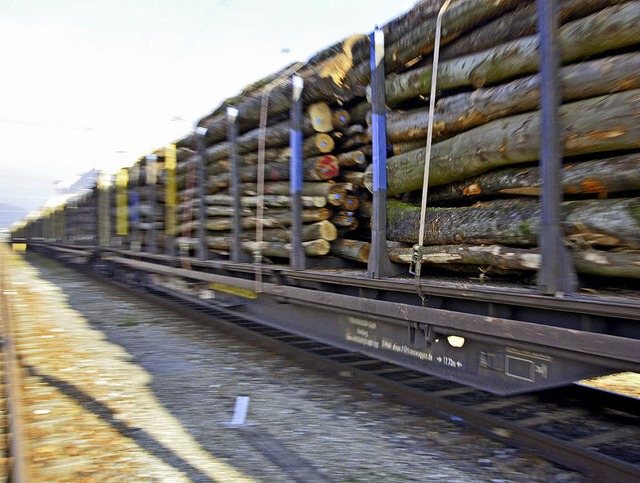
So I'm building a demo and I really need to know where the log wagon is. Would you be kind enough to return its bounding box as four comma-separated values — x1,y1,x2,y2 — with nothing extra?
11,0,640,395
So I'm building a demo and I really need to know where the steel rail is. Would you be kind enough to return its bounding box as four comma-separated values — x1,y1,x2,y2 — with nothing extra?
23,251,640,481
101,275,640,482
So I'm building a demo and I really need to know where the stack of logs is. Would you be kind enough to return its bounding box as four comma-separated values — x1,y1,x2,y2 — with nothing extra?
121,157,167,252
168,0,639,281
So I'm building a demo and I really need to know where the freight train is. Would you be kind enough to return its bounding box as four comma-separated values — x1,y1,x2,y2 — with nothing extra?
10,0,640,395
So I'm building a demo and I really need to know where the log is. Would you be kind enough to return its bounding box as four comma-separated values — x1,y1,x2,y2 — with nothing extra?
421,154,640,204
336,131,371,152
331,212,359,230
330,239,370,263
385,198,640,247
336,150,367,169
205,194,327,208
206,238,333,257
344,0,522,91
196,33,372,148
204,117,316,163
382,52,640,143
303,133,335,157
392,140,426,156
332,109,350,129
340,171,366,188
441,0,628,60
368,89,640,196
385,2,640,106
348,102,369,125
258,221,338,242
242,181,352,206
242,239,331,258
206,206,253,217
358,199,372,219
204,159,231,177
206,208,333,230
387,244,640,280
206,236,233,251
207,154,339,193
340,195,361,212
241,147,290,165
308,102,334,133
177,148,195,162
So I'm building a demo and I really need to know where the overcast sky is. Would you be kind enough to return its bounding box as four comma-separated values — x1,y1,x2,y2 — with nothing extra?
0,0,417,213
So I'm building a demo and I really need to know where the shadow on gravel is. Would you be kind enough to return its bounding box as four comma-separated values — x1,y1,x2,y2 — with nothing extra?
22,362,215,483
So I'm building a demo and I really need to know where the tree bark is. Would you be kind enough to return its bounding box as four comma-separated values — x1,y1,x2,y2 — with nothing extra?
242,181,352,206
340,171,366,188
368,89,640,196
206,208,333,231
386,198,640,247
441,0,628,60
303,133,335,157
240,147,290,165
204,117,316,163
242,239,331,258
336,131,371,152
330,239,370,263
336,150,367,169
205,194,327,208
348,102,369,125
420,154,640,204
387,244,640,280
255,220,338,242
332,109,350,129
382,52,640,143
207,154,339,193
344,0,522,91
331,212,359,230
385,2,640,106
206,206,253,217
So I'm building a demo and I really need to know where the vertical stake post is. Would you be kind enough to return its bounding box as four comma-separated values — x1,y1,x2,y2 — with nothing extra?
536,0,576,295
227,107,250,263
116,168,129,247
367,27,403,279
129,174,140,252
290,75,307,270
146,154,157,254
98,171,111,249
195,128,209,261
164,144,177,257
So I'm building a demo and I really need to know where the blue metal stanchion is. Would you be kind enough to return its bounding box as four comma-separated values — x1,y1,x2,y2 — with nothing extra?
227,107,251,263
367,27,404,279
290,75,308,270
536,0,576,294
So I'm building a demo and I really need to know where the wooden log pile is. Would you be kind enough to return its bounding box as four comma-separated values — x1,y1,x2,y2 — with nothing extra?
354,0,640,280
120,154,168,252
174,86,372,258
166,0,640,281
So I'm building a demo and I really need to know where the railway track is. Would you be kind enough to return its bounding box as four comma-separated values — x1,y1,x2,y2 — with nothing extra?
135,280,640,483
